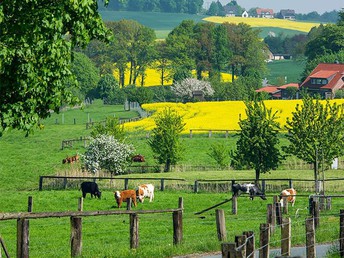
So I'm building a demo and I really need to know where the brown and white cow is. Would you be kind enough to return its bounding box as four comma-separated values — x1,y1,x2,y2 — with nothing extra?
136,184,155,203
279,188,297,207
114,190,137,208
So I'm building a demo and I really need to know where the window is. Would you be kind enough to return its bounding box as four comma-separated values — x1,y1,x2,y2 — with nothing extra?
311,78,327,85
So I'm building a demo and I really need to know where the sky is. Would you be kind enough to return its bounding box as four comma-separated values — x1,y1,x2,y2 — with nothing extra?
205,0,344,14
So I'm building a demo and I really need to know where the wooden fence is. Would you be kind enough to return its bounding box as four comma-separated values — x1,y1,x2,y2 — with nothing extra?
218,196,344,258
38,175,186,191
61,136,91,150
189,129,239,138
0,196,183,258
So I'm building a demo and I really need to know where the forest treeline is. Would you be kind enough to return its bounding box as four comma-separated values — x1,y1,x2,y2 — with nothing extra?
97,0,204,14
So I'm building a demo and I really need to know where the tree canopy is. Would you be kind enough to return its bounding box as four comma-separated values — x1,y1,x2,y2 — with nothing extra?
231,100,282,181
0,0,111,136
284,96,344,193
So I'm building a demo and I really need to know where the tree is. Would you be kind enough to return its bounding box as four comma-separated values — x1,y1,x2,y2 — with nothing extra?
90,116,125,141
171,78,214,102
207,143,229,169
71,52,100,100
283,96,344,193
148,108,185,172
82,134,135,175
97,74,124,104
231,100,282,181
0,0,111,136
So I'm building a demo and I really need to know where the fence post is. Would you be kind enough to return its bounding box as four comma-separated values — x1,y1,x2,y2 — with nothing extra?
267,204,275,234
17,218,29,258
311,200,319,229
289,179,293,189
126,198,132,211
173,210,183,245
282,196,288,214
232,195,237,215
340,209,344,257
306,218,316,258
326,197,332,210
194,180,199,193
208,130,212,138
71,216,82,257
215,209,227,241
124,178,129,190
281,217,291,256
262,180,266,193
189,130,193,138
243,231,255,257
160,179,165,191
39,176,43,191
221,242,235,258
178,197,183,210
28,196,33,212
78,198,83,212
235,235,246,258
130,213,139,249
276,202,282,226
259,223,270,258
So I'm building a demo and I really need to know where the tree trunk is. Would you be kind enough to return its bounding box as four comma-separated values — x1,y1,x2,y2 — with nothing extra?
164,159,171,172
255,169,260,186
313,161,320,193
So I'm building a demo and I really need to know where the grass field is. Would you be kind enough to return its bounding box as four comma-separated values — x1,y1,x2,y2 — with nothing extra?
99,11,310,39
266,59,306,85
1,100,343,257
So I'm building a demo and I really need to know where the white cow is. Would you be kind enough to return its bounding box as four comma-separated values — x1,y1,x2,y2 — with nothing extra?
136,184,155,203
279,188,297,207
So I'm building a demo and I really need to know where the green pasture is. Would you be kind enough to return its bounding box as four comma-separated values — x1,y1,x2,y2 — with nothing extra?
1,100,344,257
266,59,306,85
99,11,307,39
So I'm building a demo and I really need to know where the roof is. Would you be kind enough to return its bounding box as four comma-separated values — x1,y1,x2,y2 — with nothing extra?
256,8,274,15
300,63,344,91
280,9,295,16
277,83,299,90
255,86,279,93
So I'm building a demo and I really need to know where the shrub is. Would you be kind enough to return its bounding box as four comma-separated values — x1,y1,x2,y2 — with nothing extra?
82,135,135,175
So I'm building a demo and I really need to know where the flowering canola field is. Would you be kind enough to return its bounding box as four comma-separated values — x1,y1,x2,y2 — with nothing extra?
204,17,320,33
113,67,234,87
124,99,344,133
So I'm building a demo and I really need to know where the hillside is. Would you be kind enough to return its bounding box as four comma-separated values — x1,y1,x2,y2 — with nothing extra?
99,11,311,39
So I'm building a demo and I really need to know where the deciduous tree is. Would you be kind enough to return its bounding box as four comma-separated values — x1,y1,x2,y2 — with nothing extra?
231,100,282,181
148,108,185,172
284,96,344,193
0,0,111,136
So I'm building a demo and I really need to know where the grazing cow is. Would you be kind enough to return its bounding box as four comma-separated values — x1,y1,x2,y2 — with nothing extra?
132,154,145,162
62,154,79,164
232,183,267,200
279,188,297,207
114,190,137,208
80,182,102,199
136,184,155,203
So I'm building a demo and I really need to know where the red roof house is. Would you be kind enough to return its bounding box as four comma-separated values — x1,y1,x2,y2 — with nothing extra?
277,83,300,99
255,86,281,99
300,63,344,99
256,8,274,18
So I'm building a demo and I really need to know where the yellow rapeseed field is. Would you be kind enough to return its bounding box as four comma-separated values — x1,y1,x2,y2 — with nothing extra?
124,99,344,134
203,16,320,33
113,66,234,87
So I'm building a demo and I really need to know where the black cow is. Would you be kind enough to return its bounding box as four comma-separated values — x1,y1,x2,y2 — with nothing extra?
80,182,102,199
232,183,266,200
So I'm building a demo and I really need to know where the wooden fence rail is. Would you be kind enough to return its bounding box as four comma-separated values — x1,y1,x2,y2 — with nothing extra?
0,196,183,257
39,175,185,191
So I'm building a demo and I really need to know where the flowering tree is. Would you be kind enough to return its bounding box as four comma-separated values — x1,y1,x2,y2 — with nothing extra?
171,78,214,101
82,135,135,175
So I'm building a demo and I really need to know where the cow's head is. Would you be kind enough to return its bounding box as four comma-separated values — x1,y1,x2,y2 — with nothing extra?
114,191,121,200
95,191,102,199
136,188,144,203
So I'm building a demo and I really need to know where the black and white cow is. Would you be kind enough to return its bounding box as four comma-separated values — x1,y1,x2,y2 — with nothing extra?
80,182,102,199
232,183,267,200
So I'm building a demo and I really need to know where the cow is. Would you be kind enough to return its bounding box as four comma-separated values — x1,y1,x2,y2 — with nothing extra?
136,184,155,203
279,188,297,207
132,154,145,162
62,154,79,164
232,183,267,200
114,190,137,208
80,182,102,199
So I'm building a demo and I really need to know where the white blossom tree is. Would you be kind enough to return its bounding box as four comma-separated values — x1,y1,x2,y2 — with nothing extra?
82,135,135,175
171,78,214,101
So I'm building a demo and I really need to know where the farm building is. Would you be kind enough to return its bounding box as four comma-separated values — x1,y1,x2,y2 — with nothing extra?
300,63,344,99
256,8,274,18
276,9,296,20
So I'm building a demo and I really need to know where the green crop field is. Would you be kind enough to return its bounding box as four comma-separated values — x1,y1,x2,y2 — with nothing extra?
266,59,306,85
0,100,343,257
99,11,307,39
